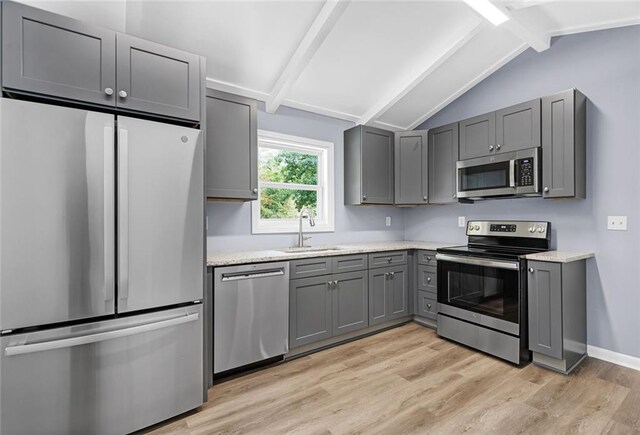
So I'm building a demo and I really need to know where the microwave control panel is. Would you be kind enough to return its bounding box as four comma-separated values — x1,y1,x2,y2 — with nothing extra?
517,158,535,186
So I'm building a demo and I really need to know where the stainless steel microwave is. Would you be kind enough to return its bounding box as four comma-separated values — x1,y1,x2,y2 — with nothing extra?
456,148,541,200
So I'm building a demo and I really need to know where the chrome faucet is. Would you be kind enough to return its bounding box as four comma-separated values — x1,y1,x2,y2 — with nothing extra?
297,207,316,248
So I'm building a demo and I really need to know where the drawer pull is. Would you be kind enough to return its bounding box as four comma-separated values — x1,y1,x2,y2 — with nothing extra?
427,277,432,283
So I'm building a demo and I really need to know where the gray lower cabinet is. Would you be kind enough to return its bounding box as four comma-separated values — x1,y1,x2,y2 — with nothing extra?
541,89,586,199
205,90,258,200
116,34,201,121
344,125,394,205
428,122,459,204
416,291,437,320
290,276,333,348
395,131,428,205
369,265,408,326
2,1,116,107
496,99,541,154
368,251,407,269
332,271,369,336
527,260,587,374
459,112,495,160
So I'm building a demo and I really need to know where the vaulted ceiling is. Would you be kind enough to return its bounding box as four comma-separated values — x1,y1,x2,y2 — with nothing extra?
29,0,640,130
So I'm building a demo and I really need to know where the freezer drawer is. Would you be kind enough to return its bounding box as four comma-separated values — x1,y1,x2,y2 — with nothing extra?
214,262,289,374
0,305,203,435
0,99,116,330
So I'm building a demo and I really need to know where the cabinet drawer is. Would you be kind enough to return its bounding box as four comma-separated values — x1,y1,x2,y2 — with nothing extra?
417,291,437,320
332,254,368,274
290,258,332,279
418,265,437,294
368,251,407,269
417,250,437,266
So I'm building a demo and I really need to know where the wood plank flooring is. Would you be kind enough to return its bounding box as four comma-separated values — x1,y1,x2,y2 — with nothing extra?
147,323,640,435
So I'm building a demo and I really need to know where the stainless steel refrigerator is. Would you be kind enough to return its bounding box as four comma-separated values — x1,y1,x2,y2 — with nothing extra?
0,98,204,435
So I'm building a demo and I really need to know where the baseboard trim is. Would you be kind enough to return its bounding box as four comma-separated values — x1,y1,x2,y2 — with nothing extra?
588,345,640,372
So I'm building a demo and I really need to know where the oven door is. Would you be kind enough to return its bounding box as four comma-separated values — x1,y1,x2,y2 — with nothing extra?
436,254,521,327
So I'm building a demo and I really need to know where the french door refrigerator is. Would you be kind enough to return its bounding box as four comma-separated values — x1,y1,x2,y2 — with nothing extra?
0,98,204,435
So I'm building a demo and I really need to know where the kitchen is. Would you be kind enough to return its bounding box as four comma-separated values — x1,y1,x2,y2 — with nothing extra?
0,0,638,434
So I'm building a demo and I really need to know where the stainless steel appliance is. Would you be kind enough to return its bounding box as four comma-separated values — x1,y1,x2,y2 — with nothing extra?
0,98,204,435
456,148,540,200
214,262,289,374
436,220,550,365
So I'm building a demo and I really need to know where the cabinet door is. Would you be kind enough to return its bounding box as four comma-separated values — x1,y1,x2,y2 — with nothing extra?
2,1,116,107
395,131,428,205
459,112,495,160
496,99,540,154
116,34,200,121
428,122,459,204
206,90,258,200
368,268,389,326
388,265,409,320
527,261,563,359
542,90,585,198
332,271,368,336
361,126,394,204
290,276,332,348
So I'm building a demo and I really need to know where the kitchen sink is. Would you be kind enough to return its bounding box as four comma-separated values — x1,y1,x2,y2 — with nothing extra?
279,246,344,254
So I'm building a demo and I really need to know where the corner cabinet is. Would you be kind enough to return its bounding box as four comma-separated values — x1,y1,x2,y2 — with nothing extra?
1,1,201,122
395,131,428,205
527,259,587,374
344,125,394,205
428,122,459,204
205,90,258,201
541,89,586,199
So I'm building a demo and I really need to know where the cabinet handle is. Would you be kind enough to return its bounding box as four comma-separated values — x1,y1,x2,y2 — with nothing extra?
427,277,431,282
452,194,456,199
362,195,367,200
252,188,258,194
423,196,427,201
390,271,395,277
104,87,114,96
544,187,549,193
528,267,534,273
427,303,432,309
387,257,392,263
489,145,494,151
426,256,432,261
496,144,501,150
118,90,128,98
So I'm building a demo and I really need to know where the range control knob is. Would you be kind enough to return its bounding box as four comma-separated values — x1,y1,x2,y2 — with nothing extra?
538,227,545,233
474,225,480,231
529,227,536,233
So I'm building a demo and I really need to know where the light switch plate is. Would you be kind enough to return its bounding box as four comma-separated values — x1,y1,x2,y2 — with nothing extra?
385,216,392,227
458,216,466,228
607,216,627,231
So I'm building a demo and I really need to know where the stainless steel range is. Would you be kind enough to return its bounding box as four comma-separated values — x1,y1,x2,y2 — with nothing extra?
436,220,550,365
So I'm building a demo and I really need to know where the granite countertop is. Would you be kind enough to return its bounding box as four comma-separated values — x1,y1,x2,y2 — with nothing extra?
207,240,458,267
525,251,594,263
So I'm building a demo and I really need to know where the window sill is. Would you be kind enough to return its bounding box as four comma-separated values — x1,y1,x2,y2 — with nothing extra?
251,222,335,235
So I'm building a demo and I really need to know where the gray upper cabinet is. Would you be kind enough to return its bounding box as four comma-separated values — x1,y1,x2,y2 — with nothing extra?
205,90,258,200
459,112,495,160
496,99,541,154
344,125,394,205
394,131,428,205
332,271,368,336
542,89,586,199
2,1,116,107
290,276,333,348
116,34,200,122
428,122,459,204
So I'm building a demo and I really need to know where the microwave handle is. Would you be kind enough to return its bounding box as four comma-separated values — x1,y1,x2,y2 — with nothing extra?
509,159,516,188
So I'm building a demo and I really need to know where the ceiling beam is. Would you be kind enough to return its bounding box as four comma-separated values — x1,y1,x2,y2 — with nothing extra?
357,19,485,127
498,4,551,52
265,0,349,114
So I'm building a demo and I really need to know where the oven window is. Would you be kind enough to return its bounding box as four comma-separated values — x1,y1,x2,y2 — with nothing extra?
438,260,519,323
459,162,510,192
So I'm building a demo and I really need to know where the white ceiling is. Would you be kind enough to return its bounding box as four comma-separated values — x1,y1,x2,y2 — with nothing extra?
30,0,640,130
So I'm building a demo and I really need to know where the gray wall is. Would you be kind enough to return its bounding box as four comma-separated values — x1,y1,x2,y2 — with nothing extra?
206,103,405,251
409,25,640,358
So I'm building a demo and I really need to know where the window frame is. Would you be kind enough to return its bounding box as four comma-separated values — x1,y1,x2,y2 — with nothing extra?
251,130,335,234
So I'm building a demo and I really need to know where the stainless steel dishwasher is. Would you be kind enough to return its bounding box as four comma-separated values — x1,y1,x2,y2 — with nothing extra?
213,262,289,374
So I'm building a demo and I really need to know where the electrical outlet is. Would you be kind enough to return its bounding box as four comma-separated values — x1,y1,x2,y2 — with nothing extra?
458,216,466,228
607,216,627,231
385,216,392,227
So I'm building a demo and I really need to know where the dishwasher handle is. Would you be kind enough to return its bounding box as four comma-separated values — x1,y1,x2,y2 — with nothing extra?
221,269,285,282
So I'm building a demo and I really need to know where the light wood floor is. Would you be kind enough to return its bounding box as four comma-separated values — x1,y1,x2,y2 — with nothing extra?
148,323,640,435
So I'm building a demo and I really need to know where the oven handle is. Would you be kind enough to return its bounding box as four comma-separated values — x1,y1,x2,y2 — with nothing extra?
435,254,519,270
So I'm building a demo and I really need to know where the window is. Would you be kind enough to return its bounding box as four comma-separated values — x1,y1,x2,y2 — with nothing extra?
252,130,334,234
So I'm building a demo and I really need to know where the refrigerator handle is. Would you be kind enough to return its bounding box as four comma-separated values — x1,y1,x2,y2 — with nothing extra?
4,313,199,356
104,125,115,302
118,127,129,302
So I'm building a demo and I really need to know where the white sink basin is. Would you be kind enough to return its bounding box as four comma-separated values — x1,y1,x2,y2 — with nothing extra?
279,246,344,254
